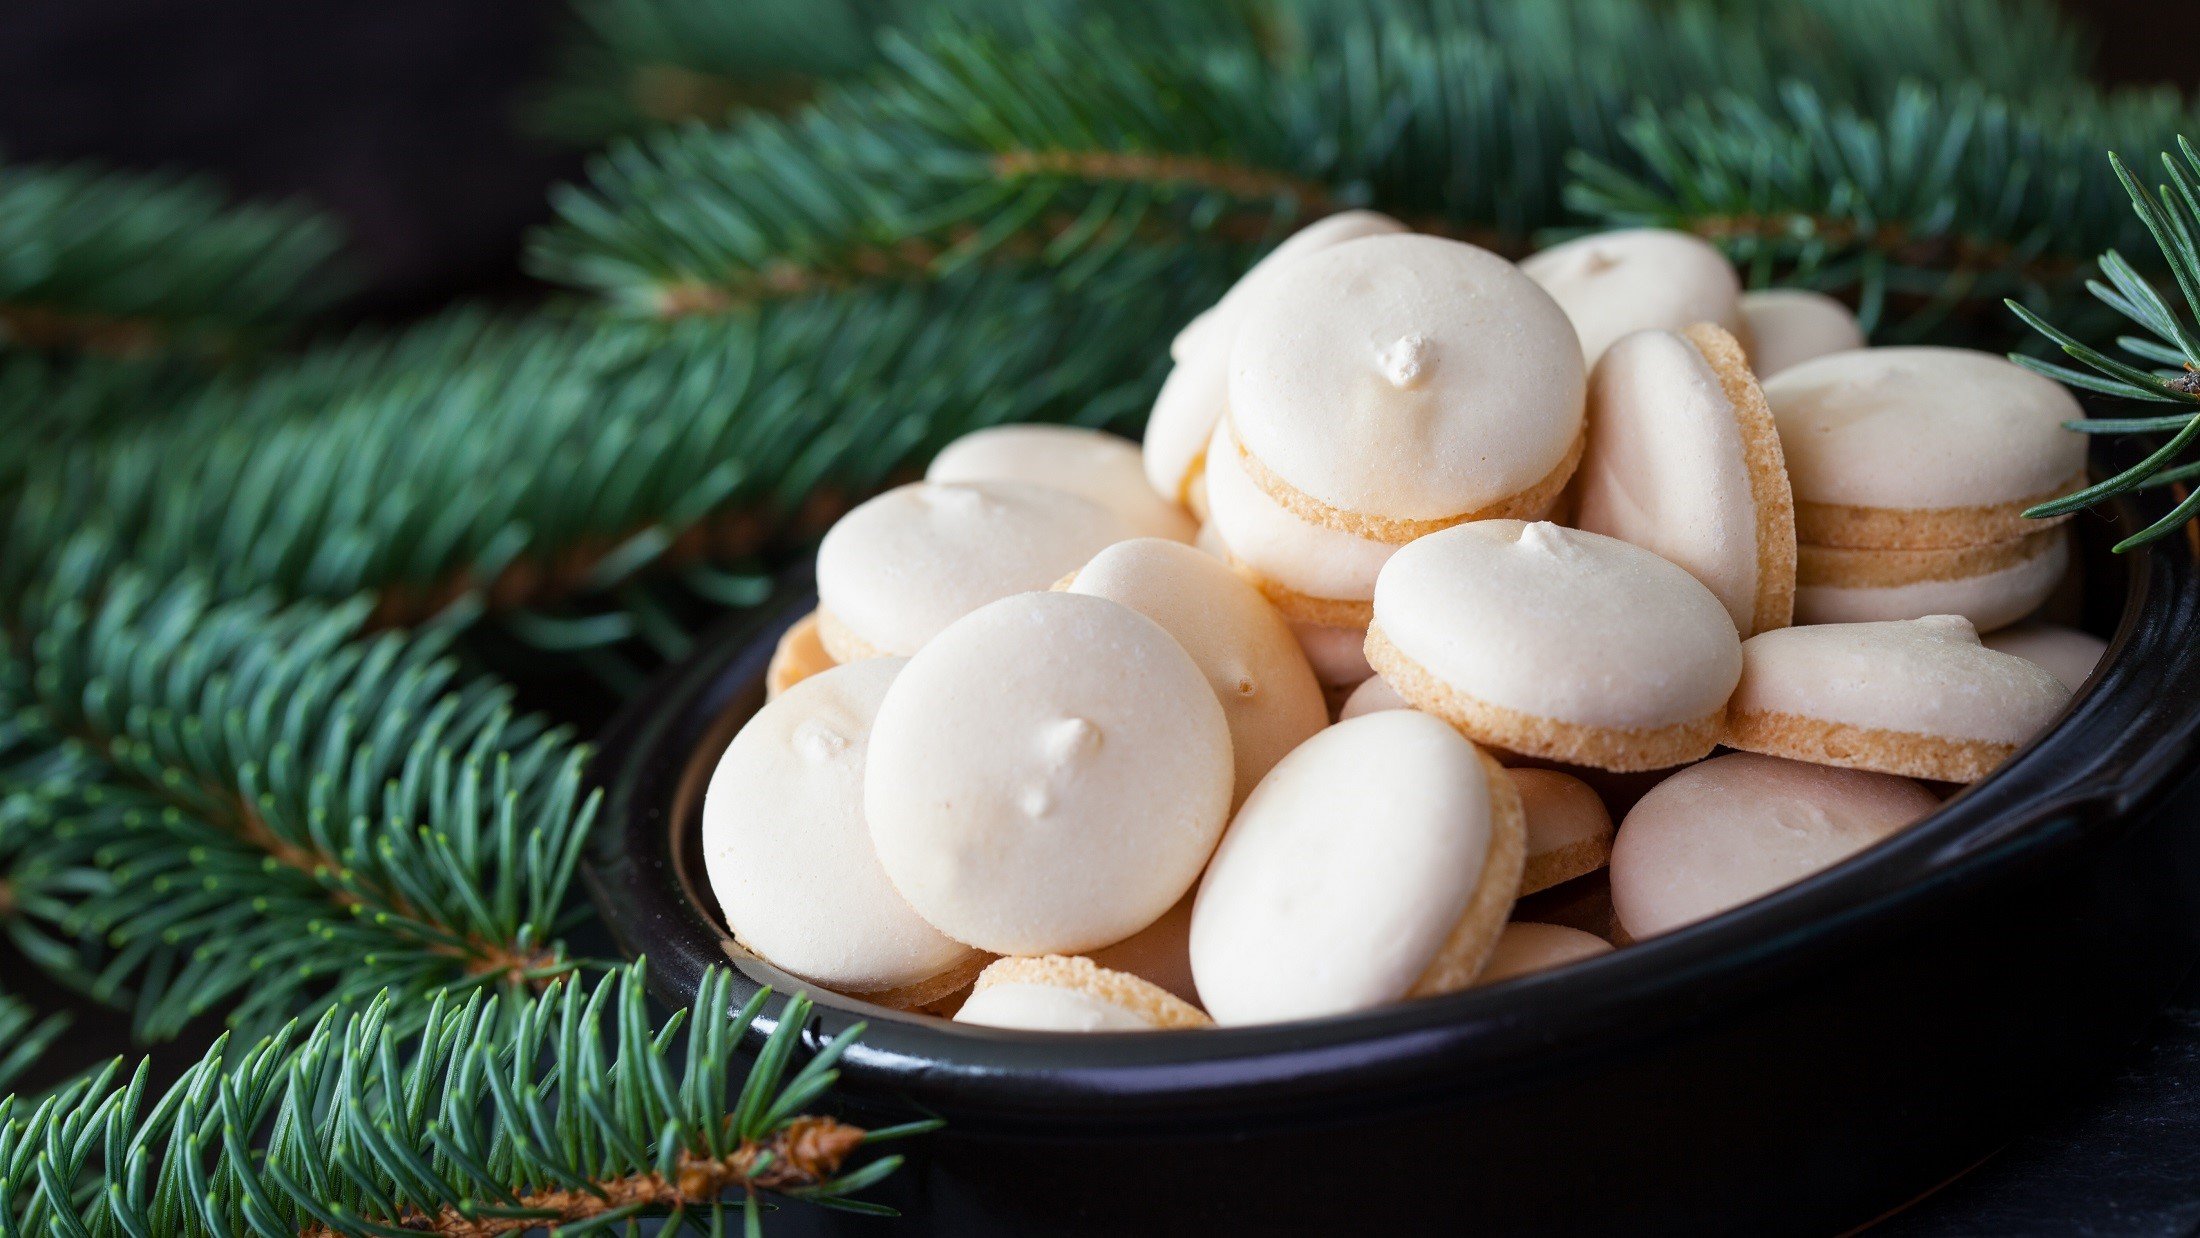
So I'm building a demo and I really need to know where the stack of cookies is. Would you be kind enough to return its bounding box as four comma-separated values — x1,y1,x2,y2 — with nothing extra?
701,214,2106,1035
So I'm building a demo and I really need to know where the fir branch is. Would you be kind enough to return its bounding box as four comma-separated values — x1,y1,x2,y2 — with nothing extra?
533,0,2108,313
0,966,919,1235
2011,137,2200,550
5,259,1215,642
0,568,600,1039
1567,81,2195,338
0,157,347,356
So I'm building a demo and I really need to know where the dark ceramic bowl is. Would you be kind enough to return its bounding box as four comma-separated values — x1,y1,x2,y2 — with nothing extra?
587,496,2200,1236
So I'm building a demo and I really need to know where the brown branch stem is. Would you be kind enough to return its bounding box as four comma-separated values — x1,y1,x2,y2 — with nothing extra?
299,1117,869,1238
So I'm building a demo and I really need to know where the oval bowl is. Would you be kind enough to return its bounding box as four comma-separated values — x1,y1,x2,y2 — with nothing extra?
587,495,2200,1236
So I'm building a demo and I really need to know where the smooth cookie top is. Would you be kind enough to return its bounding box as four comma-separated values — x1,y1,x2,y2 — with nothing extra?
1738,289,1865,378
1373,521,1743,729
1520,228,1743,366
1573,326,1792,636
1762,346,2086,510
1610,753,1938,939
815,480,1130,658
865,591,1233,956
1511,768,1615,868
1190,711,1498,1025
1731,616,2072,744
1146,211,1410,501
929,424,1196,543
1068,537,1328,806
1229,235,1586,523
703,659,983,995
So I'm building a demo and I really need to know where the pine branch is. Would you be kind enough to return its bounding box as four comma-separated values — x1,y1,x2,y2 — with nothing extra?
0,157,347,357
4,259,1215,644
0,965,922,1235
532,0,2107,314
1567,80,2195,339
2011,137,2200,550
0,566,600,1040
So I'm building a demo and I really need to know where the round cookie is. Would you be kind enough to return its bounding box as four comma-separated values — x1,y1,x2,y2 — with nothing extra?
1738,289,1865,378
1512,768,1616,896
1723,615,2074,782
765,610,836,700
1610,753,1939,940
1983,622,2109,692
1574,323,1796,636
814,480,1130,661
866,591,1233,955
1229,234,1587,542
1066,537,1328,806
1086,892,1199,1007
703,659,988,1008
1190,710,1526,1025
1794,525,2070,632
928,423,1196,543
953,955,1210,1031
1145,211,1411,506
1204,420,1396,627
1475,922,1614,985
1368,521,1743,771
1339,673,1408,720
1762,347,2088,548
1520,228,1744,366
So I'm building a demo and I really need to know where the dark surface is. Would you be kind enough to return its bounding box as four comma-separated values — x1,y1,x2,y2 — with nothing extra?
5,0,2200,1232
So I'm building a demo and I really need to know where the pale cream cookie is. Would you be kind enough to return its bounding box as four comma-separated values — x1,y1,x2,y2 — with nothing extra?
1722,615,2073,782
1189,711,1525,1025
703,659,990,1009
1368,521,1743,771
1573,323,1795,636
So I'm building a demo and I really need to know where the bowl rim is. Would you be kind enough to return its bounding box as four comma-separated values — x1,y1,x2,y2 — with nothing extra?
585,512,2200,1133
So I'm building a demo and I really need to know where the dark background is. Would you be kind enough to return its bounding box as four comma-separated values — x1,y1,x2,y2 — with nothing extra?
2,1,2199,1233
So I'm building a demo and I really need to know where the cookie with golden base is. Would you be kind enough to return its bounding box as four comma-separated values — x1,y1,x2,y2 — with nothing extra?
1794,525,2070,632
765,610,836,700
814,480,1130,661
1368,521,1743,772
929,423,1196,543
703,659,990,1010
1511,769,1616,896
954,955,1211,1031
1737,289,1865,378
1066,537,1328,807
1521,228,1744,366
1574,323,1795,636
866,591,1234,956
1203,420,1395,627
1229,235,1587,543
1189,711,1525,1025
1143,211,1411,507
1723,616,2073,782
1475,922,1614,985
1609,753,1939,940
1762,347,2087,549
